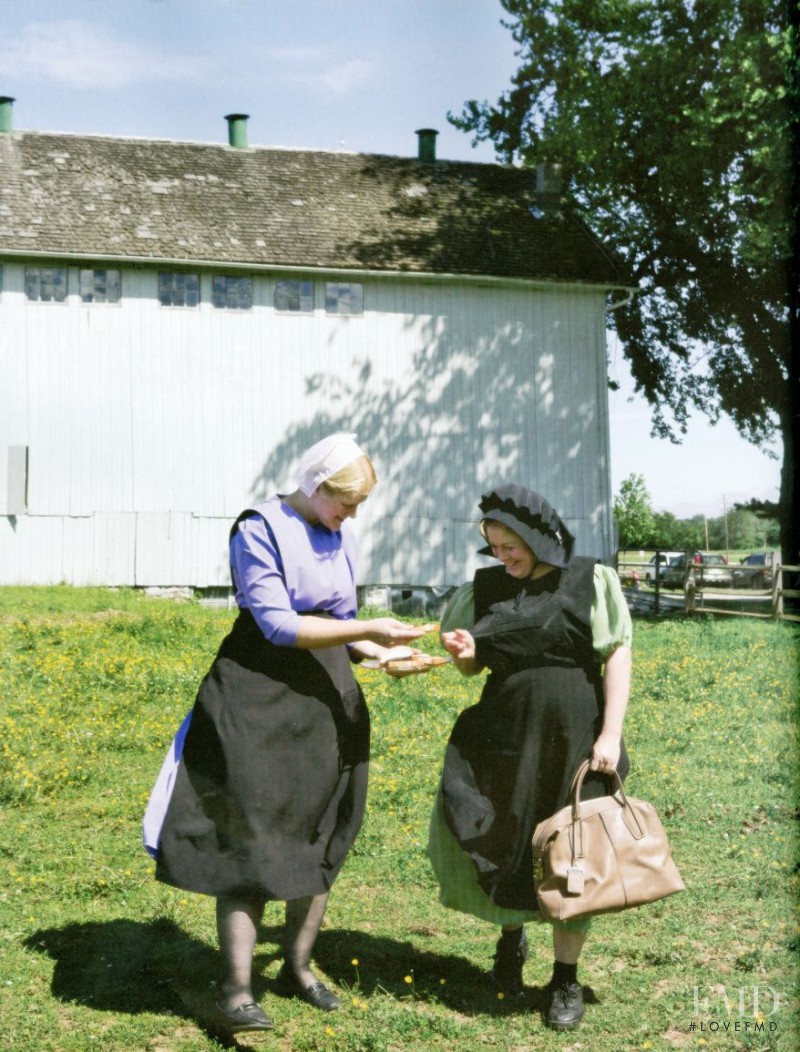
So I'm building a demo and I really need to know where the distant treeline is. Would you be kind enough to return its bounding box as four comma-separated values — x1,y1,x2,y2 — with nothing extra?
633,507,779,552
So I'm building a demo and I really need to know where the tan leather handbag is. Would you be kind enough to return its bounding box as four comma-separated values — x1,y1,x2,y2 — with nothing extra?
532,761,686,921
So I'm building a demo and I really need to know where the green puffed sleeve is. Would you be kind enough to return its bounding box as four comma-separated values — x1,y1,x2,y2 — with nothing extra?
591,564,633,660
440,582,476,633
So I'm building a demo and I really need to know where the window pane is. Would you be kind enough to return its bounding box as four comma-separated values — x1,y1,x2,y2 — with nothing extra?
324,281,363,315
158,273,175,306
237,277,253,309
25,268,40,301
160,272,200,308
51,270,67,302
78,268,121,304
79,269,95,302
213,275,252,310
212,276,227,308
26,267,67,303
275,278,314,312
186,274,200,307
105,270,121,303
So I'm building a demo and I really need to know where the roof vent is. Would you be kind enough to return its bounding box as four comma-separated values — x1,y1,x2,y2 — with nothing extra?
415,128,439,163
225,113,249,149
0,96,15,134
536,161,562,196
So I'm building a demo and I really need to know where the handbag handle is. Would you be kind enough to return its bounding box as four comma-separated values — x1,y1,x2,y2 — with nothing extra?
568,760,646,856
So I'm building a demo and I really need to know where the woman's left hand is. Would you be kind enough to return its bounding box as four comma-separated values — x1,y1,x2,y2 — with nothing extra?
589,731,622,773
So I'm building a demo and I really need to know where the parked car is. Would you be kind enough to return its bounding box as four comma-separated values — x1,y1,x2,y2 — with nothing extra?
732,552,774,590
662,553,733,589
644,551,683,584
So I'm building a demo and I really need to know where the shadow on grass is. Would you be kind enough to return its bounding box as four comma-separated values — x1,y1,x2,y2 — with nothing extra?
266,923,598,1017
24,917,247,1049
24,917,597,1036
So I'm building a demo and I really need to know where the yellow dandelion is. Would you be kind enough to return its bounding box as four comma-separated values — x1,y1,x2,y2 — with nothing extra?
497,991,505,1000
439,978,446,985
404,975,413,984
351,958,359,966
325,1025,336,1035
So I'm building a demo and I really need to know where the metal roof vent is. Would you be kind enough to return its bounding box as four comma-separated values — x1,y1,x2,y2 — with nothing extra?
0,96,15,134
225,113,250,149
532,161,563,219
536,161,563,196
415,128,439,163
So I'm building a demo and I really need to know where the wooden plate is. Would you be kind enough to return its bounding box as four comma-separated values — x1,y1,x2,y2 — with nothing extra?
361,654,452,677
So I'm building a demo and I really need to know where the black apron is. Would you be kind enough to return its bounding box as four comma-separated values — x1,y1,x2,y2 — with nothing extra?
155,511,370,900
440,558,628,910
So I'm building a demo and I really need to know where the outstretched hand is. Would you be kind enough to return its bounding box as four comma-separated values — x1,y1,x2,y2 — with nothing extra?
441,629,476,662
365,618,435,648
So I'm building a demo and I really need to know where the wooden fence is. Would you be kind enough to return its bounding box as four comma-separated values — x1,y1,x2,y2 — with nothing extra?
617,555,800,623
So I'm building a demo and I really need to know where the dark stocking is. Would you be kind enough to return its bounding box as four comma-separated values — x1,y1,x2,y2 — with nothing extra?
216,894,265,1010
283,892,329,988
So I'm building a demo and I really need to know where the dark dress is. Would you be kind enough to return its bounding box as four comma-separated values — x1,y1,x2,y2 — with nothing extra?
438,557,629,912
154,508,370,901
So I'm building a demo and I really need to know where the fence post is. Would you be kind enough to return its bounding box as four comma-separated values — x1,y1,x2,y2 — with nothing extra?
684,568,696,613
772,562,783,620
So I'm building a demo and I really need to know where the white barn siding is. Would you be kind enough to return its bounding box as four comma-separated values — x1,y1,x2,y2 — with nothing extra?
1,262,614,587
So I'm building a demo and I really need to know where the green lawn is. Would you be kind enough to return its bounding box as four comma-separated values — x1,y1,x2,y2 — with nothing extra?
0,588,797,1051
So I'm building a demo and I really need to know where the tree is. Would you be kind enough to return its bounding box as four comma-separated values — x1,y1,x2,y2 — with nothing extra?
614,473,656,547
453,0,798,561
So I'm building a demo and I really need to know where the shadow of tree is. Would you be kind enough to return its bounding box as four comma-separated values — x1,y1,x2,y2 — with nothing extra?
246,158,618,588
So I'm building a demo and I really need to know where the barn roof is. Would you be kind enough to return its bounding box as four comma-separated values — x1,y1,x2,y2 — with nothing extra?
0,129,629,286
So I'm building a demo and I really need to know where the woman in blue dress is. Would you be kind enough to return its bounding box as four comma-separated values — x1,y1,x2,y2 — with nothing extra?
149,434,430,1032
428,485,632,1031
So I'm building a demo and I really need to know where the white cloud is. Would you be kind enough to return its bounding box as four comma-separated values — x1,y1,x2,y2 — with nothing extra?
314,59,374,95
267,46,327,63
267,46,374,96
0,20,208,89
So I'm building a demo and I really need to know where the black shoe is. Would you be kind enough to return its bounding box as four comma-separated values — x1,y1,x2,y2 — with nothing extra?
544,980,585,1030
490,927,529,997
214,1000,274,1032
276,963,340,1012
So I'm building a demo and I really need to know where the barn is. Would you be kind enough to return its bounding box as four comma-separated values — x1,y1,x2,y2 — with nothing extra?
0,98,633,596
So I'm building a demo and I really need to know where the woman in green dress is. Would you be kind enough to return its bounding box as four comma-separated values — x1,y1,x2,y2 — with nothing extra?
428,485,632,1031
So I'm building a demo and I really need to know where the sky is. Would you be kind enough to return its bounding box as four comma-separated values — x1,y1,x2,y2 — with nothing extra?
1,0,782,519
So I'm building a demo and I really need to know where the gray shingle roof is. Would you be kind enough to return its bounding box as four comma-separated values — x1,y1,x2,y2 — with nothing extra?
0,131,628,285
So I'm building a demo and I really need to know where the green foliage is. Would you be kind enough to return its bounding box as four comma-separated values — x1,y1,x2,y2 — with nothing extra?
453,0,798,557
0,590,798,1050
614,472,656,546
651,506,780,550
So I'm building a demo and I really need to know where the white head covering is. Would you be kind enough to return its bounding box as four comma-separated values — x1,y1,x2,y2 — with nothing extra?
294,432,367,496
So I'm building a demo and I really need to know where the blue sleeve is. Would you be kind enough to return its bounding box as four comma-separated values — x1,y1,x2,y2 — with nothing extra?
230,516,300,646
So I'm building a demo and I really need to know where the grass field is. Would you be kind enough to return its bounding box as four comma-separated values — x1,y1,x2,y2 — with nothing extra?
0,588,798,1051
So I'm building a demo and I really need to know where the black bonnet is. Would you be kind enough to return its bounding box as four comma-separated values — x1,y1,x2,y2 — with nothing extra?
477,485,574,568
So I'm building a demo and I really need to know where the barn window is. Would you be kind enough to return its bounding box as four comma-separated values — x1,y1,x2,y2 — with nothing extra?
79,269,121,304
325,282,363,315
159,272,200,307
25,267,67,303
274,279,314,313
212,275,253,310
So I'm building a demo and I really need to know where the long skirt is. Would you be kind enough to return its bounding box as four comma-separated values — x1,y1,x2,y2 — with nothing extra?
151,610,370,900
432,664,628,912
